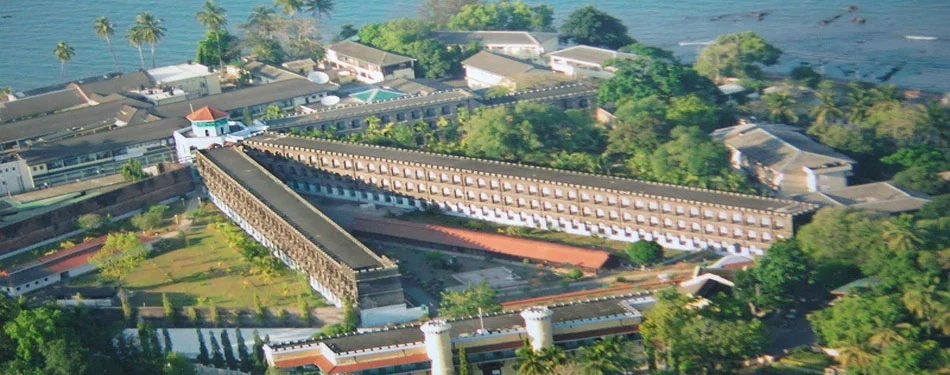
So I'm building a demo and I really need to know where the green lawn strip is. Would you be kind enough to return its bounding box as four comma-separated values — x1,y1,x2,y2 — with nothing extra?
69,222,323,310
778,351,833,371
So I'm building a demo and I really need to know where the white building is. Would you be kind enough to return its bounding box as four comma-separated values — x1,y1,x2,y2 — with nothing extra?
325,41,416,84
173,106,268,164
433,31,559,62
0,155,33,195
546,45,638,79
712,123,856,195
148,62,222,98
461,51,558,90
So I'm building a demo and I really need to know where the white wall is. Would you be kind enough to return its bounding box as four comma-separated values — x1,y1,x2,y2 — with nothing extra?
464,66,506,89
124,328,320,358
0,158,33,195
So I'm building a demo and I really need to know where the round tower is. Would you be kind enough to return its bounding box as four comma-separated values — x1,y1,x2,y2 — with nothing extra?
520,306,554,351
421,319,454,375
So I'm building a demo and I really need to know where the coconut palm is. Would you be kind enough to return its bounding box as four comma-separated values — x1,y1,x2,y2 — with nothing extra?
196,0,229,67
811,91,845,126
304,0,334,19
131,12,166,68
275,0,304,15
902,278,950,336
763,92,799,124
845,83,874,123
243,5,278,35
577,336,635,375
93,16,120,72
868,322,914,349
53,41,75,80
881,218,922,253
127,30,146,70
838,345,874,369
514,340,551,375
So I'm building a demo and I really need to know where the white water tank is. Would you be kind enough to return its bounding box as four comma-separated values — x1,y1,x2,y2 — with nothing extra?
520,306,554,351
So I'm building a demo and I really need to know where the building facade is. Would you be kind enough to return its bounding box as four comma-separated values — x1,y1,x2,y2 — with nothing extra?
432,31,559,63
326,41,416,84
147,62,222,98
546,45,638,79
195,147,423,325
264,293,653,374
242,134,814,256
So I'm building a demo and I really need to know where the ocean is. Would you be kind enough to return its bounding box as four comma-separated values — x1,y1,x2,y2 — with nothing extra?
1,0,948,92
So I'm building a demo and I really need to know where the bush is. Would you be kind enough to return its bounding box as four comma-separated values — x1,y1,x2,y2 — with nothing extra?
566,268,584,280
790,65,821,88
625,241,664,266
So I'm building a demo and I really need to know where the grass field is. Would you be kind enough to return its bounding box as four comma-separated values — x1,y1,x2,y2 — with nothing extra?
69,212,324,310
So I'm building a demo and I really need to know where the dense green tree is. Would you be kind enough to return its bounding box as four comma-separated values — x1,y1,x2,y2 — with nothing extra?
796,207,886,266
40,339,87,375
77,213,106,230
625,126,747,191
457,345,470,375
916,194,950,220
236,328,253,372
358,19,471,78
763,91,799,124
248,35,286,63
577,336,636,375
625,240,663,266
252,330,266,372
89,232,149,285
735,240,810,310
195,0,228,67
460,102,603,163
418,0,481,26
560,5,634,49
666,94,721,131
447,1,554,31
619,42,675,60
195,30,239,67
810,294,906,348
439,280,501,319
694,31,781,81
807,122,877,154
790,65,822,88
605,96,671,159
132,204,170,231
120,159,148,182
163,352,198,375
894,166,948,194
598,58,719,106
162,328,173,353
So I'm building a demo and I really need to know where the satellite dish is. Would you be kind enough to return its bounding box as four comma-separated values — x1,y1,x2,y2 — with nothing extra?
320,95,340,106
308,71,331,84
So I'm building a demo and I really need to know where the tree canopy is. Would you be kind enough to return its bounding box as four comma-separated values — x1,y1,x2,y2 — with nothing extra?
358,19,474,79
694,31,782,82
559,5,634,50
625,240,663,266
89,232,149,283
439,281,501,319
447,1,554,32
598,58,720,106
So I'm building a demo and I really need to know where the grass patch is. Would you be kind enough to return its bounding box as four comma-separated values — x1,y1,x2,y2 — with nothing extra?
69,212,324,310
779,350,833,371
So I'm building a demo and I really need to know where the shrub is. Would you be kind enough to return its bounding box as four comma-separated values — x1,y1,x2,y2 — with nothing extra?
625,241,664,266
566,268,584,280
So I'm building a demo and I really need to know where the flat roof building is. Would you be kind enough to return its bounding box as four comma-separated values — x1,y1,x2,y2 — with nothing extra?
432,31,559,62
546,45,639,79
148,62,221,98
325,41,416,84
461,51,560,90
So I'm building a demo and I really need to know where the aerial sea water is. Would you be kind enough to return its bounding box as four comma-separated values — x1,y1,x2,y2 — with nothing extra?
0,0,948,92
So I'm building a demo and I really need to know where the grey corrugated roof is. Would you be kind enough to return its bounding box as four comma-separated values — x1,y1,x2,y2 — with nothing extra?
463,51,539,78
0,87,88,123
201,147,389,270
328,41,415,67
712,123,855,173
19,117,189,165
247,134,813,214
151,79,337,118
1,98,152,144
432,31,558,47
77,71,154,98
793,181,931,213
546,45,638,66
271,292,649,353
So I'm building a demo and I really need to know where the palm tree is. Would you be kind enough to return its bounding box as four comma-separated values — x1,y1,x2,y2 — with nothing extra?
131,12,166,68
845,82,874,123
304,0,334,19
93,16,119,72
764,92,799,124
902,278,950,336
811,91,845,125
275,0,304,15
53,41,75,80
577,336,635,375
243,5,278,36
881,217,922,253
515,341,551,375
127,27,146,70
868,322,913,349
196,0,229,67
838,345,874,370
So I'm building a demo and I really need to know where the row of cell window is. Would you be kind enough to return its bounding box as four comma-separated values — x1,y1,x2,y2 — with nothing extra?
276,156,785,228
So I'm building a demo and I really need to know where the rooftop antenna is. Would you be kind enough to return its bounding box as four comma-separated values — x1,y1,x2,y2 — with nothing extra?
189,103,194,114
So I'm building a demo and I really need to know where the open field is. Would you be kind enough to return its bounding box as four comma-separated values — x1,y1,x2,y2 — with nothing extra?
69,208,325,310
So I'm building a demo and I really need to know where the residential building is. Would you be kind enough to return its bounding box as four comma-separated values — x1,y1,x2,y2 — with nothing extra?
173,106,268,163
461,51,559,90
546,45,638,79
0,154,33,195
794,181,932,214
264,293,653,374
242,133,815,256
0,97,154,151
711,123,856,195
150,79,338,119
325,41,416,84
281,58,319,75
432,31,559,62
147,62,221,98
1,236,110,296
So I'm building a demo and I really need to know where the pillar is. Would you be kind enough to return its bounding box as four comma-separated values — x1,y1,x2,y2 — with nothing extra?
520,306,554,351
421,319,454,375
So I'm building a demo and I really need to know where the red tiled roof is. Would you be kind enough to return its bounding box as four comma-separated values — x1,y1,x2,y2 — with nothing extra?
280,353,430,373
185,106,229,122
351,216,612,269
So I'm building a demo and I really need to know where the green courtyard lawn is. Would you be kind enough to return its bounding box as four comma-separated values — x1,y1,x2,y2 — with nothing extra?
69,217,325,310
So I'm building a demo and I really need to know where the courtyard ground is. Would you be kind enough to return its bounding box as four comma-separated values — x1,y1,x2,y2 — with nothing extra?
68,203,325,312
